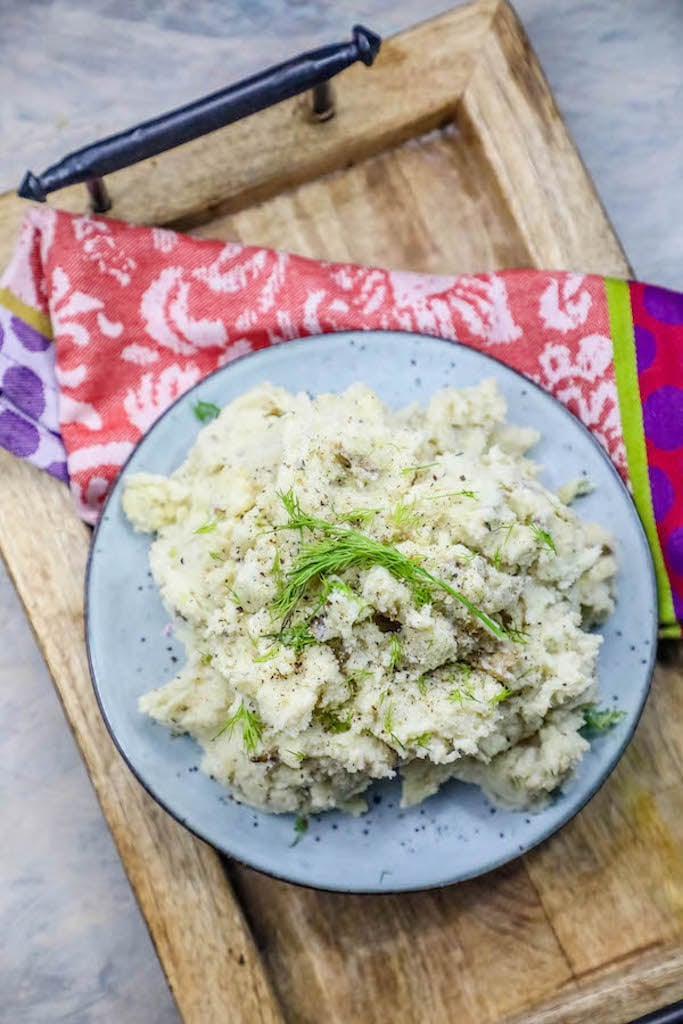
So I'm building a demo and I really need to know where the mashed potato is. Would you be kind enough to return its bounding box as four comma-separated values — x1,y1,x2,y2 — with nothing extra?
123,380,617,815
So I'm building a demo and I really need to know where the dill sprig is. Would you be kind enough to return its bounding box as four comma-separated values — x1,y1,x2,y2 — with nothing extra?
421,490,478,501
489,685,512,705
273,491,509,639
314,707,352,733
401,462,438,475
382,703,405,750
389,634,404,672
448,686,480,705
529,522,556,553
337,507,379,525
270,550,284,587
411,731,432,748
213,700,263,753
580,705,626,737
273,623,318,654
390,499,421,531
226,586,245,607
255,622,319,661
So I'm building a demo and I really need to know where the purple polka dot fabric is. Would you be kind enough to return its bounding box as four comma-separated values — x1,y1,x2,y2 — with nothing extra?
0,304,67,480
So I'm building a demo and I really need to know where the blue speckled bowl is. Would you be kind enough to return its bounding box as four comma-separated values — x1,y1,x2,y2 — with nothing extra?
86,331,657,892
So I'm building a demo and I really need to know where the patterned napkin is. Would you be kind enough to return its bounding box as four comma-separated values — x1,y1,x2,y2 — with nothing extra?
1,207,681,635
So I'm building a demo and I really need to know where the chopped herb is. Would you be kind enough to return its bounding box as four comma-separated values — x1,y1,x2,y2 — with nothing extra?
383,703,394,734
200,652,212,665
448,684,481,705
192,399,221,422
287,750,306,762
390,499,421,530
226,586,245,607
346,668,373,691
529,522,556,553
506,627,529,644
273,492,510,640
195,519,218,535
489,685,512,705
580,705,626,737
388,732,405,751
491,522,515,568
337,507,379,525
389,634,404,672
252,647,278,664
422,490,478,501
257,621,318,660
291,815,308,846
274,623,318,654
208,550,225,562
213,700,263,753
314,707,352,733
270,550,284,587
401,462,438,475
322,576,356,600
411,731,432,748
416,673,428,696
453,662,473,681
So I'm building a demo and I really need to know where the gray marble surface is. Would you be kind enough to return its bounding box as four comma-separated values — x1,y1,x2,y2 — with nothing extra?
1,2,681,1020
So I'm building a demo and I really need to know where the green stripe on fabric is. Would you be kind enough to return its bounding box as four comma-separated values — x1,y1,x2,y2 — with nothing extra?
0,286,53,338
606,277,678,631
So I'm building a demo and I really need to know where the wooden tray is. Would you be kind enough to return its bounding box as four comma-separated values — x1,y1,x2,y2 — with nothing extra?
1,3,681,1022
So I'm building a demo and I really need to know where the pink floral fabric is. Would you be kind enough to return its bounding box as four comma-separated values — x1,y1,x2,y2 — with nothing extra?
2,208,624,522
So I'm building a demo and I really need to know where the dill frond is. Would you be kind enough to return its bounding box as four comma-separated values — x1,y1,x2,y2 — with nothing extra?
272,493,509,639
271,549,284,587
448,683,481,705
489,685,512,705
421,490,479,501
257,621,318,659
213,700,263,753
337,507,379,525
314,707,352,733
390,499,421,531
389,634,404,672
529,522,556,553
401,462,438,475
580,705,626,736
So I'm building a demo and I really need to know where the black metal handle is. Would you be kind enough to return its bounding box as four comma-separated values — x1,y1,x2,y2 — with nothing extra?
18,24,381,204
629,999,683,1024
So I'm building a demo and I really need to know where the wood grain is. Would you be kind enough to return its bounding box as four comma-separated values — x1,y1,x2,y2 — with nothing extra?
0,2,681,1023
0,456,283,1024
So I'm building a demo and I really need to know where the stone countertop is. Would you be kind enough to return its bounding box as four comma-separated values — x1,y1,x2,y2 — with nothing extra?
2,2,681,1021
